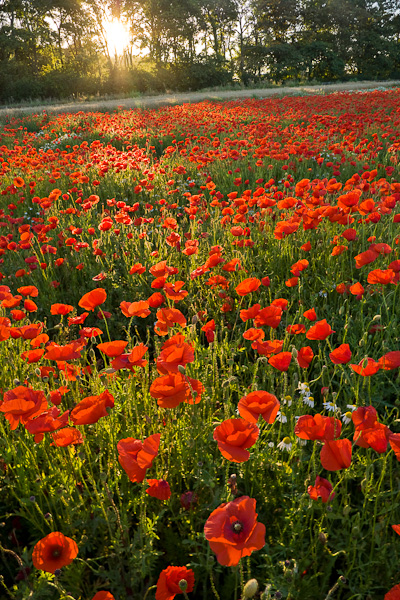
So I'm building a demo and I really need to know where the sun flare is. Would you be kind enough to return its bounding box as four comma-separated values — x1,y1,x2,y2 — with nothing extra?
103,19,131,56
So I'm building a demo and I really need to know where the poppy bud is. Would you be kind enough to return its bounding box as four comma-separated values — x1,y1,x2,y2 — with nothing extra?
243,578,259,598
178,579,188,591
318,532,327,545
178,365,186,374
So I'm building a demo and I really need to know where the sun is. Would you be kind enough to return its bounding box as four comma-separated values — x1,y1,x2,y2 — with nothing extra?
103,19,131,56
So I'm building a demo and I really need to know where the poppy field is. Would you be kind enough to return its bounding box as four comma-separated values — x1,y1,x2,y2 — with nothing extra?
1,89,400,600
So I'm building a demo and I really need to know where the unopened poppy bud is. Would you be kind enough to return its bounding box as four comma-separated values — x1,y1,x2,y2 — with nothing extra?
291,347,298,358
372,314,381,321
191,314,199,324
178,579,188,591
243,578,259,598
318,532,327,545
178,364,186,374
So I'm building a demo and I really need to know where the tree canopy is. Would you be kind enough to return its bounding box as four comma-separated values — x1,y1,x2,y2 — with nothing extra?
1,0,399,102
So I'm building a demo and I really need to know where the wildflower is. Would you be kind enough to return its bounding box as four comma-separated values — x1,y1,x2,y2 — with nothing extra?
32,532,78,573
276,411,287,423
308,476,335,503
146,479,171,500
341,411,353,425
91,592,115,600
320,439,352,471
78,288,107,311
303,396,315,408
204,496,265,566
156,566,195,600
238,391,280,424
118,433,161,483
323,401,338,413
277,437,292,451
213,419,259,463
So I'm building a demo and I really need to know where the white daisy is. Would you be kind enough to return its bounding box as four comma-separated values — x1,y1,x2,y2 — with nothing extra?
276,411,287,423
323,401,338,413
277,437,292,451
303,395,315,408
341,411,353,425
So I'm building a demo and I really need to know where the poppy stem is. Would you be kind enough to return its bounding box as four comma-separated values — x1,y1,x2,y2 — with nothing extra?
142,584,157,600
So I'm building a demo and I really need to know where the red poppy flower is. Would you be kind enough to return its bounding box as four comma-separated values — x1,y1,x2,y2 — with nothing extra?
117,433,160,483
235,278,261,296
354,249,379,269
150,372,203,408
70,390,114,425
285,276,299,287
307,476,335,503
303,308,317,321
120,300,150,318
240,304,260,321
204,496,265,566
0,386,47,430
354,422,391,453
78,288,107,311
146,479,171,500
68,313,89,326
385,583,400,600
391,525,400,536
320,439,352,471
25,407,69,442
350,357,380,376
306,319,334,340
297,346,314,368
51,427,83,447
163,281,188,302
97,340,128,357
155,566,195,600
238,391,280,423
111,343,148,371
378,351,400,370
243,328,265,341
252,339,284,357
156,334,195,374
51,304,74,316
349,282,364,296
253,306,282,328
295,414,342,441
268,352,292,372
92,592,115,600
351,406,377,430
17,285,38,297
129,263,146,275
286,324,306,335
213,418,259,462
367,268,395,285
155,308,187,336
21,348,45,364
44,341,83,361
329,343,352,364
390,433,400,461
32,532,78,573
24,299,38,312
148,292,165,308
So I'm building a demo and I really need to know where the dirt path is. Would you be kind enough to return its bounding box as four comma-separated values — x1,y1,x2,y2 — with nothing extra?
1,80,399,116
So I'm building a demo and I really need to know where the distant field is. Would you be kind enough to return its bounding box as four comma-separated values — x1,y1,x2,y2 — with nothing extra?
0,79,399,116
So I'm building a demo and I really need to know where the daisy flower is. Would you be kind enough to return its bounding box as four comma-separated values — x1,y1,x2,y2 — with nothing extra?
277,437,292,451
323,401,338,413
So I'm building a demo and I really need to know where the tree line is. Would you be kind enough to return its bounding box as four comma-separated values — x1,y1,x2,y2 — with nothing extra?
1,0,399,103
